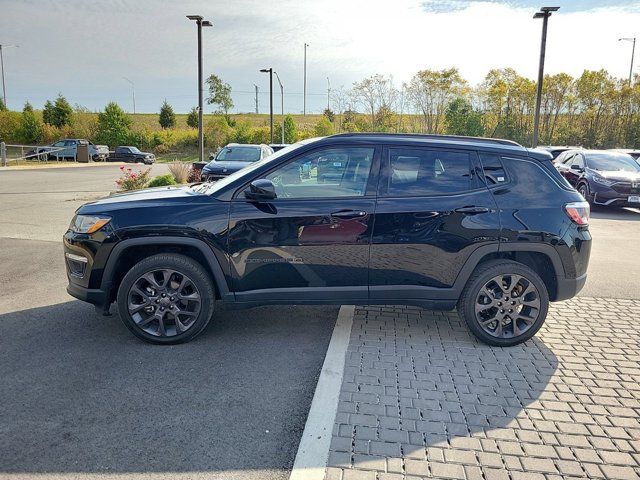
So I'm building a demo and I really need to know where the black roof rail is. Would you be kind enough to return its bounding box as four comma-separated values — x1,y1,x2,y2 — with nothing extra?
330,132,523,147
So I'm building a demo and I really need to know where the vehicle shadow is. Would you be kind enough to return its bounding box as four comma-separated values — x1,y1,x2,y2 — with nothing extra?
590,205,640,221
331,307,560,473
0,300,337,477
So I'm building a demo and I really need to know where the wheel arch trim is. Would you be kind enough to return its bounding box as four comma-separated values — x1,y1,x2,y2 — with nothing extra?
100,236,230,298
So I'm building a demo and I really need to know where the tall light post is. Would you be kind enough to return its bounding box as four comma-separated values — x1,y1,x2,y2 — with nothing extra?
187,15,213,163
326,77,331,111
274,71,284,144
532,6,559,148
260,68,274,143
619,37,636,87
123,77,136,114
0,44,18,108
303,43,309,115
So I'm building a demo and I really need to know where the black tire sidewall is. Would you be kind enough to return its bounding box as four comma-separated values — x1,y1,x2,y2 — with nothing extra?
116,253,215,345
458,260,549,347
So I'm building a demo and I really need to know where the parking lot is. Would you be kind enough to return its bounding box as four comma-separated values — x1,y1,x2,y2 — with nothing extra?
1,164,639,479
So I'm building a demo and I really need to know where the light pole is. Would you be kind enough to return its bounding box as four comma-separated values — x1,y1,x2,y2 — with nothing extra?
326,77,331,111
303,43,308,115
274,71,284,144
0,44,18,108
532,6,559,148
187,15,213,163
123,77,136,114
260,68,274,143
619,37,636,87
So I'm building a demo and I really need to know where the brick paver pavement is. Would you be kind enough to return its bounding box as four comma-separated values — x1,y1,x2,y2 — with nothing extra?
325,297,640,480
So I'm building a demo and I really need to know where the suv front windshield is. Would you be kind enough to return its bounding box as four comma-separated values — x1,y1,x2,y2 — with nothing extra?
129,147,141,154
216,146,262,162
586,153,640,172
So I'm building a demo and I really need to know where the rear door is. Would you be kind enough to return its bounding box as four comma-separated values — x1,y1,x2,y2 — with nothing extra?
227,144,380,302
369,145,500,301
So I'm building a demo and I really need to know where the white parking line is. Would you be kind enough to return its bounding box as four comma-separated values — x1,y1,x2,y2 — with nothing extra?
289,305,355,480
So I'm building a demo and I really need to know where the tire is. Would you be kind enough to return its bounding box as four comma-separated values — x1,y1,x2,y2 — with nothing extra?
116,253,215,345
578,183,591,204
457,260,549,347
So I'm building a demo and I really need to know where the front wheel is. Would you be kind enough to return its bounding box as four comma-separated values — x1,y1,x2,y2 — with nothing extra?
457,260,549,347
116,253,215,344
578,183,591,204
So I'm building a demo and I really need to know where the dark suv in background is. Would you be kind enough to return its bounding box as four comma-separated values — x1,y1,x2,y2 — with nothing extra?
64,134,591,347
554,149,640,207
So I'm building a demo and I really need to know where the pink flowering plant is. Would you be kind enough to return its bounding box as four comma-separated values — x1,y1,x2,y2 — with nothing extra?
115,165,152,191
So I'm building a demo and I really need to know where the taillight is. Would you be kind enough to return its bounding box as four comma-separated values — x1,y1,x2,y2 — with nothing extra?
564,201,590,226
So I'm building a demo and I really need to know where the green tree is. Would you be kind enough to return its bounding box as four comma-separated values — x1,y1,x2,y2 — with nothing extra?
186,107,199,128
96,102,132,147
51,94,73,128
313,117,335,136
444,98,484,137
42,100,55,125
323,108,335,122
158,99,176,129
0,98,7,112
205,74,234,118
20,101,44,143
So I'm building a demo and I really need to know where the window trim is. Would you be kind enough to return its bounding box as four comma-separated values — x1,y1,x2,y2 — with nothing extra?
479,152,511,189
231,144,381,202
379,145,484,199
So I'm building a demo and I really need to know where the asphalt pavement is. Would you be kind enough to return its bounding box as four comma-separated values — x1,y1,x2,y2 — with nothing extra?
0,164,339,480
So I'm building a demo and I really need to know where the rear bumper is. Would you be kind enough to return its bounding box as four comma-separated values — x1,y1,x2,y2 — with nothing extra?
555,272,587,301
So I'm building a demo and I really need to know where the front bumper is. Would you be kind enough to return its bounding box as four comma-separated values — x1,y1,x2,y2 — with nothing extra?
66,282,109,309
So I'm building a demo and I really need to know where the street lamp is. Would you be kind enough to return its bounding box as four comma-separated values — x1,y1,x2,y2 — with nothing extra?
187,15,213,163
303,43,309,115
274,71,284,144
123,77,136,114
0,44,18,108
532,6,559,148
260,68,274,143
619,37,636,87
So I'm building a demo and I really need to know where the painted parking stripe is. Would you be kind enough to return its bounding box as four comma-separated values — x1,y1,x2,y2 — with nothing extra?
289,305,355,480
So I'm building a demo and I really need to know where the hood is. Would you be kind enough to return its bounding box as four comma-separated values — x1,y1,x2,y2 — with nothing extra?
203,160,252,173
77,185,203,214
590,168,640,182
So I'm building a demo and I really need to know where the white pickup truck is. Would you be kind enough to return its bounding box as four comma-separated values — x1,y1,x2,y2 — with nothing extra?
32,139,109,161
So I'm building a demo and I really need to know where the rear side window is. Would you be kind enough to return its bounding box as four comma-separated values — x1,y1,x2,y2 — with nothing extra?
385,148,476,197
479,153,508,185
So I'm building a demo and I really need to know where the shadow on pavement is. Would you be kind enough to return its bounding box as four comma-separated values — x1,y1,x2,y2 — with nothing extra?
0,300,337,478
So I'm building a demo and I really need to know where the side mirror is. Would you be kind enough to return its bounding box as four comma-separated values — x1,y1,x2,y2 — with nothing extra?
245,179,276,201
570,164,584,172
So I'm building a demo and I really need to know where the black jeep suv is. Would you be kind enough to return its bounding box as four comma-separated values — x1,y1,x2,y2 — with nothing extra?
64,134,591,346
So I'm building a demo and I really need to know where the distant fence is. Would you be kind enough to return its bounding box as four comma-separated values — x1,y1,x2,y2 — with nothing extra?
0,142,66,166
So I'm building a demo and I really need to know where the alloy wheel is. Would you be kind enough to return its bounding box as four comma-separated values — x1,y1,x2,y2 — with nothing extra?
127,269,202,337
474,274,541,339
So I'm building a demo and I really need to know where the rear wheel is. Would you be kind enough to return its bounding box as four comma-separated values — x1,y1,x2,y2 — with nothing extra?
116,253,215,344
457,260,549,346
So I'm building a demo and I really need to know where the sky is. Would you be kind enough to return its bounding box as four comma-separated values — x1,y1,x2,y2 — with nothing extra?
1,0,640,114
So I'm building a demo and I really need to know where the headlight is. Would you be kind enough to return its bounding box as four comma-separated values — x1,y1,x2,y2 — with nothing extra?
592,174,615,187
145,154,153,158
70,215,111,234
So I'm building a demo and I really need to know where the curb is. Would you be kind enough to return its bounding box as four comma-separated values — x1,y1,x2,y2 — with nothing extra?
290,305,355,480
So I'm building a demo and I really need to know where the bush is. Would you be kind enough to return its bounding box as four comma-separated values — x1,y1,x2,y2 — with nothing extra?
187,167,202,183
167,161,191,183
115,165,151,191
147,174,177,188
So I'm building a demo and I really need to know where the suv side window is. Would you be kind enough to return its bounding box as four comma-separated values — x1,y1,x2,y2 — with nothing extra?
258,147,375,199
479,153,508,186
384,147,476,197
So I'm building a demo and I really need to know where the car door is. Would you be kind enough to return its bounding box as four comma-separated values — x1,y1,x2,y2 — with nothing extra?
565,153,584,186
369,145,500,301
227,145,380,302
